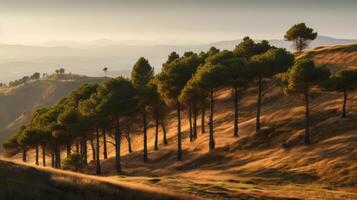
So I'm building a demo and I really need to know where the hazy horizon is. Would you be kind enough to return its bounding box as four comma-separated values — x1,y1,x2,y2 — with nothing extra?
1,35,356,47
0,0,356,46
0,0,356,83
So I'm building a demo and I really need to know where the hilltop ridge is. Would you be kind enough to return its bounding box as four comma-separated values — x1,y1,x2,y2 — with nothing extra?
296,44,357,73
0,74,106,145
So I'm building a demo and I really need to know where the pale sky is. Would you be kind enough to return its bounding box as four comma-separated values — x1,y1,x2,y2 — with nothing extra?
0,0,356,45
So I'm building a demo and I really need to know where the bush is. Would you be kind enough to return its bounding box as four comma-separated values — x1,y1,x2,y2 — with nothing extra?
62,154,84,171
2,138,20,157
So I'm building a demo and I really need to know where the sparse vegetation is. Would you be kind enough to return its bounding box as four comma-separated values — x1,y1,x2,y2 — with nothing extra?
8,72,41,87
1,23,356,200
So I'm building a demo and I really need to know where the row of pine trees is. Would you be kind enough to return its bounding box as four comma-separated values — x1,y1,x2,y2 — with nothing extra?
3,24,357,175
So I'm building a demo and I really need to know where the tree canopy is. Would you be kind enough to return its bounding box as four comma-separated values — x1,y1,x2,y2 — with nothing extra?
284,23,317,52
131,57,154,89
330,69,357,117
330,69,357,92
233,37,271,60
278,59,330,95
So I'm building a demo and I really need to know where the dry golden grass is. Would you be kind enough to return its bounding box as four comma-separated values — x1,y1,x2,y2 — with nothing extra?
0,159,195,200
3,44,357,199
296,44,357,73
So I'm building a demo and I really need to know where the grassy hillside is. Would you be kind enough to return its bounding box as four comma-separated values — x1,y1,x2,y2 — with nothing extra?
91,44,356,199
296,44,357,73
4,44,357,199
0,74,106,146
0,159,191,200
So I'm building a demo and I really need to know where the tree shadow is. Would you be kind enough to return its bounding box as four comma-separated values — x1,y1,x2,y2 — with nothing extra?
236,168,318,184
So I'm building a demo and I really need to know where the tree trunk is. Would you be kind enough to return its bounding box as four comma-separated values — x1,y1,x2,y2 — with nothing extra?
299,37,303,52
115,114,122,173
90,139,95,161
295,37,303,52
102,128,108,159
127,131,132,153
80,139,83,158
58,145,62,168
51,148,54,167
161,118,168,145
42,145,46,166
193,103,197,140
209,90,215,150
256,75,262,134
66,142,71,158
143,111,148,162
82,135,87,165
76,141,79,155
161,117,168,145
22,145,27,162
58,147,61,168
177,102,183,161
35,144,39,165
54,144,58,168
304,87,311,145
95,127,101,175
189,107,193,142
342,89,347,118
154,108,159,150
233,87,239,137
201,107,206,134
57,145,61,168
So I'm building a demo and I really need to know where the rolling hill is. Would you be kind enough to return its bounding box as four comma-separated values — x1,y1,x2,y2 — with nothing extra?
5,44,356,199
0,74,106,146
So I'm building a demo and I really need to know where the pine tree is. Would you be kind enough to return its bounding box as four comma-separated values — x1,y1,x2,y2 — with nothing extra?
277,59,330,145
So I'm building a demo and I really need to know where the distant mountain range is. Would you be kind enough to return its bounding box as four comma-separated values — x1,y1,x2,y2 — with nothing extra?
0,36,356,83
210,35,357,51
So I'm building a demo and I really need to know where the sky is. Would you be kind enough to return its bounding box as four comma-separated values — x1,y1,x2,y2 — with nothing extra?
0,0,356,45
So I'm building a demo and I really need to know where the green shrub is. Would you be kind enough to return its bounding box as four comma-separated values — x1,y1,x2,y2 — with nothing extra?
62,154,83,171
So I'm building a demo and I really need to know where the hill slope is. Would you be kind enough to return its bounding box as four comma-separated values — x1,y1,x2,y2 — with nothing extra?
5,44,357,199
0,159,193,200
0,75,106,145
96,44,356,199
296,44,357,73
